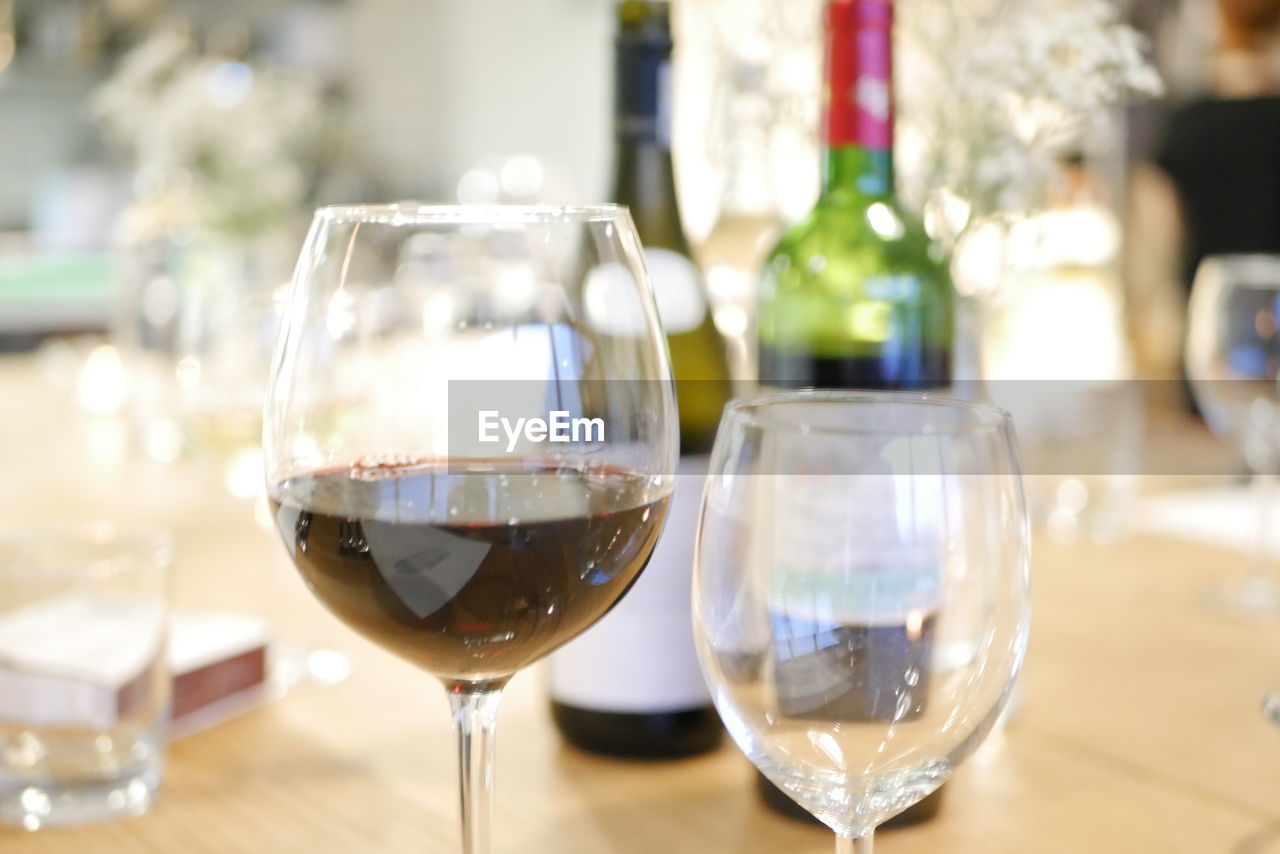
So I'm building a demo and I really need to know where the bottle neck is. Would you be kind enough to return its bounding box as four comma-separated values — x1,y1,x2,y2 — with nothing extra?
614,35,673,153
821,0,895,201
823,146,893,200
613,27,688,249
611,144,686,251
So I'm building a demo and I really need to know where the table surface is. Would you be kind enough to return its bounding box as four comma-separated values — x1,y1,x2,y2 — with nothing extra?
2,354,1279,854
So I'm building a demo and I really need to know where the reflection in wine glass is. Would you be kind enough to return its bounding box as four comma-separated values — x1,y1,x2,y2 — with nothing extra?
263,204,678,854
1186,254,1280,620
176,280,285,502
693,392,1030,853
167,237,354,689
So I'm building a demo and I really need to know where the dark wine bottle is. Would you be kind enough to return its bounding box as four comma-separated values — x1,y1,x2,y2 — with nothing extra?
754,0,953,826
546,0,731,759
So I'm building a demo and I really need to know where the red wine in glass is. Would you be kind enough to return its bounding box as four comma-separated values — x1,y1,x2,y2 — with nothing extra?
269,459,669,682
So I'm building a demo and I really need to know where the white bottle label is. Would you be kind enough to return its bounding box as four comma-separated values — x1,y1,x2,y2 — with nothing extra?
548,456,710,712
769,472,943,626
645,248,707,335
581,249,706,338
767,436,946,626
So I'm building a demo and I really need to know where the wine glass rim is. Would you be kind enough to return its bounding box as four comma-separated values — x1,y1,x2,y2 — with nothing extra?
314,202,631,225
0,521,174,580
724,389,1013,436
1194,253,1280,287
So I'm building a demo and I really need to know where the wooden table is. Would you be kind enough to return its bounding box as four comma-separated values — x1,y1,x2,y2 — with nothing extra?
1,354,1279,853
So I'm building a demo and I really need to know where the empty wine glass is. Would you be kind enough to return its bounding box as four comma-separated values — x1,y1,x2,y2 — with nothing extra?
1186,254,1280,619
263,204,677,853
693,391,1030,853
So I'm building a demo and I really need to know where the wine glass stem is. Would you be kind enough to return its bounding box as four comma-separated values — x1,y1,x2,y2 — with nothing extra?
836,831,874,854
1252,472,1277,579
448,684,504,854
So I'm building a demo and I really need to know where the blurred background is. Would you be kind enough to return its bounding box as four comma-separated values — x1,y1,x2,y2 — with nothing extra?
3,0,1280,544
0,0,1270,513
2,0,1280,847
0,0,1266,383
0,0,611,350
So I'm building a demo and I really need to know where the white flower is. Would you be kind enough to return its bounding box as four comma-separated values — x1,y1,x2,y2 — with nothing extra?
896,0,1162,235
93,31,336,238
700,0,1159,236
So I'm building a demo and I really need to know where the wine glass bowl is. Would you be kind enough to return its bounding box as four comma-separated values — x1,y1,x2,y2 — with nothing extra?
263,204,677,853
1185,254,1280,618
693,392,1030,844
1186,255,1280,467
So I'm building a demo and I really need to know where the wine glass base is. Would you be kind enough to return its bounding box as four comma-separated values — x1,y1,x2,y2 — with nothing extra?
1202,575,1280,623
268,641,352,697
1263,691,1280,725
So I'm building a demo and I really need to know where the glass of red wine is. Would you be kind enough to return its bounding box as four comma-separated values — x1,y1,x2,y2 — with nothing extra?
692,392,1030,854
263,204,677,854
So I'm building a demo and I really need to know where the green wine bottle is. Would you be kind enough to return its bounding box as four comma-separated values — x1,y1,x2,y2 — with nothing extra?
757,0,952,390
547,0,731,759
754,0,952,827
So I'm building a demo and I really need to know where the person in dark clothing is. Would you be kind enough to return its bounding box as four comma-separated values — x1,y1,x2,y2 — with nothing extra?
1156,0,1280,291
1156,95,1280,290
1125,0,1280,388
